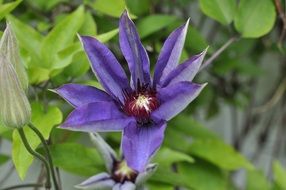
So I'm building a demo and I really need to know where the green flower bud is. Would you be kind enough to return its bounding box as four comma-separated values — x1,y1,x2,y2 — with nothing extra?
0,23,28,90
0,25,31,128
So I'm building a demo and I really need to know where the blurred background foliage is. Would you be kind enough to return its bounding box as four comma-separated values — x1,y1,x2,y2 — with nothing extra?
0,0,286,189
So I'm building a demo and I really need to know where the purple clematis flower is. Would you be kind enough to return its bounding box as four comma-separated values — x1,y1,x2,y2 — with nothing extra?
55,11,207,172
75,133,157,190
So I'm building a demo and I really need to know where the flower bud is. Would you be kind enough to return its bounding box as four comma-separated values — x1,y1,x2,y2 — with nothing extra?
0,23,28,90
0,38,31,128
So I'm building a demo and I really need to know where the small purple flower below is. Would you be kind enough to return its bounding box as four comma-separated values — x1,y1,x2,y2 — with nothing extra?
75,133,157,190
55,10,207,172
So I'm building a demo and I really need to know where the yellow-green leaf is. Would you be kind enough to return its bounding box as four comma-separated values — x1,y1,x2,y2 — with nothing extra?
0,0,22,20
12,102,62,180
190,139,254,170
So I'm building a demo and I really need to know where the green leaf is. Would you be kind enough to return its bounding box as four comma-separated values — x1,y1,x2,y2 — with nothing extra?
199,0,236,25
246,170,270,190
7,15,43,59
79,12,97,36
185,25,209,53
151,167,193,189
96,29,119,43
28,66,50,84
137,15,177,39
12,102,62,180
0,124,11,135
273,160,286,189
64,51,90,78
41,6,84,69
147,183,173,190
169,115,220,140
178,160,228,190
48,143,104,176
0,154,10,166
126,0,150,16
153,147,194,166
89,0,132,18
189,139,254,170
234,0,276,38
0,0,22,21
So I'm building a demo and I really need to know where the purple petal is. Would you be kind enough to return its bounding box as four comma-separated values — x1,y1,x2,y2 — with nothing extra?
161,48,207,87
80,35,130,103
122,122,167,172
153,19,189,87
54,83,113,107
60,102,135,132
152,82,207,121
119,11,151,89
89,133,118,172
113,182,136,190
75,172,115,189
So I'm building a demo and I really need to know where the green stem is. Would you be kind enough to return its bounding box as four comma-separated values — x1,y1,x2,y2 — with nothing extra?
17,128,51,190
1,183,43,190
28,123,60,190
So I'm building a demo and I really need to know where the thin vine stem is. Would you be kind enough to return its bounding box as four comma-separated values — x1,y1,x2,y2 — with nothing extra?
28,123,60,190
199,36,238,71
17,128,51,190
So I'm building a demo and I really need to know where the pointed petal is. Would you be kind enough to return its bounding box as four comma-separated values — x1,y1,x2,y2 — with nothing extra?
153,20,189,87
60,102,135,132
122,122,166,172
54,84,113,107
152,82,207,121
89,133,118,172
119,11,151,88
112,182,136,190
161,49,207,87
75,172,115,189
80,35,130,102
135,163,158,185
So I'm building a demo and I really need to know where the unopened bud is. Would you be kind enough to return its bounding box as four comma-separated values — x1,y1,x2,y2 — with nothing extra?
0,23,28,90
0,47,31,128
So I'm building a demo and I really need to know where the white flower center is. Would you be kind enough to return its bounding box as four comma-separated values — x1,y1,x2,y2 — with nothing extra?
134,95,152,112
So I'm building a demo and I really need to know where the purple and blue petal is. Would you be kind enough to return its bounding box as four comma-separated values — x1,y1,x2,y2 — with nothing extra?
89,133,118,172
153,19,189,87
113,182,136,190
60,102,136,132
122,122,167,172
54,83,113,107
119,11,151,89
152,82,207,121
75,172,115,189
80,36,130,103
161,48,207,87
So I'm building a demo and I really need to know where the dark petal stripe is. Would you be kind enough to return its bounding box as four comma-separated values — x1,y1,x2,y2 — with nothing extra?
54,83,113,108
153,20,189,87
119,11,151,89
80,35,130,103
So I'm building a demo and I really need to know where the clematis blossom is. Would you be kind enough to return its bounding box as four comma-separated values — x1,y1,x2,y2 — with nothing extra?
55,11,207,172
75,133,157,190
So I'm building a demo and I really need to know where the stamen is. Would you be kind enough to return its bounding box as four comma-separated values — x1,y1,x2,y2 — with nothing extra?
123,85,159,121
